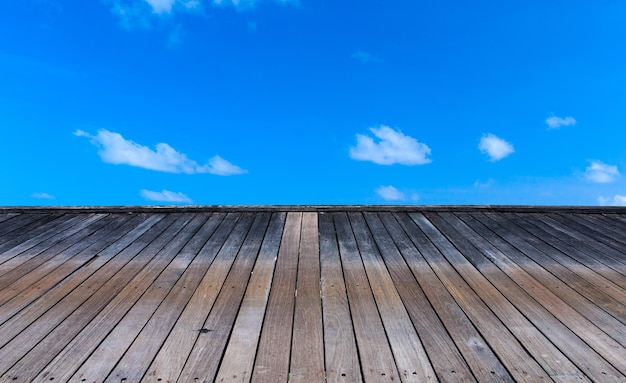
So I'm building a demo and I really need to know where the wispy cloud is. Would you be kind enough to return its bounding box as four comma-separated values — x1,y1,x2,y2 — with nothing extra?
478,133,514,161
598,194,626,206
140,189,193,203
351,50,381,63
75,129,247,175
32,192,55,200
546,115,576,130
584,160,619,183
350,125,432,165
213,0,297,10
376,185,405,201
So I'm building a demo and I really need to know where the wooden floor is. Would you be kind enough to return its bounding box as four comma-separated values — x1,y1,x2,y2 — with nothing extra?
0,208,625,382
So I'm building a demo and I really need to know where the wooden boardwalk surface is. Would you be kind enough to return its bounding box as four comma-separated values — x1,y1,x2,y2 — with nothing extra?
0,207,625,382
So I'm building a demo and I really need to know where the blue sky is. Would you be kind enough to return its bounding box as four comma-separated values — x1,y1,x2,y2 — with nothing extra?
2,0,626,206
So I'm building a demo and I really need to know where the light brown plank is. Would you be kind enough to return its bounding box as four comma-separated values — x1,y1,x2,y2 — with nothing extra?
332,212,400,382
349,212,436,382
213,212,286,383
252,212,302,383
289,212,325,382
318,212,362,383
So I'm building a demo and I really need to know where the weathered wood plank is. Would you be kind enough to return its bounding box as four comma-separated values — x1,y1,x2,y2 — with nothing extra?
471,212,626,326
35,213,225,383
405,212,554,382
443,212,626,380
0,214,165,327
573,213,626,250
332,212,400,382
367,212,482,383
317,212,362,383
1,214,197,382
507,213,626,289
144,212,252,383
0,213,19,225
0,213,59,241
0,214,114,290
252,212,302,383
289,212,325,383
159,213,270,383
213,212,286,383
385,212,512,382
63,214,211,382
350,212,436,382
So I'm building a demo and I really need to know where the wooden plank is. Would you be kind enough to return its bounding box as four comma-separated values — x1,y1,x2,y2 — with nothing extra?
0,214,165,327
0,213,58,240
0,213,18,225
0,214,138,310
0,214,89,266
142,212,253,383
35,213,227,383
383,212,512,382
349,212,436,382
0,214,196,382
213,212,286,383
574,213,626,250
0,213,180,379
289,212,325,382
367,212,484,382
127,213,268,383
507,213,626,290
540,213,626,271
59,214,211,382
330,212,400,382
472,212,626,326
403,212,555,382
0,213,114,290
440,212,626,380
251,212,302,383
318,212,361,383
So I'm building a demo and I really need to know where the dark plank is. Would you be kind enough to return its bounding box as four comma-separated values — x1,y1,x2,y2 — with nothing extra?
317,212,362,383
437,212,625,380
36,213,227,383
252,212,302,383
0,214,93,267
566,213,626,251
349,212,436,382
331,212,400,382
0,214,165,327
154,213,269,383
508,213,626,289
0,214,197,382
0,214,140,309
213,212,286,383
0,214,114,290
0,213,60,241
472,212,626,326
369,212,489,382
289,212,325,382
0,213,18,225
405,212,556,382
144,212,253,383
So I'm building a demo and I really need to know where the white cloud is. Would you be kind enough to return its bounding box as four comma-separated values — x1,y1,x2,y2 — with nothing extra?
478,133,514,161
584,160,619,183
206,155,248,175
145,0,176,13
213,0,297,9
351,51,381,63
546,116,576,130
376,185,405,201
32,192,55,200
75,129,247,176
350,125,432,165
140,189,193,203
598,195,626,206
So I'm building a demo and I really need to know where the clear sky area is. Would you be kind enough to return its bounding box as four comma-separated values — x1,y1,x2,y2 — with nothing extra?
2,0,626,206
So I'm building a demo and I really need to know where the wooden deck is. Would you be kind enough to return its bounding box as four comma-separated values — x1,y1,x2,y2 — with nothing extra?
0,207,625,382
